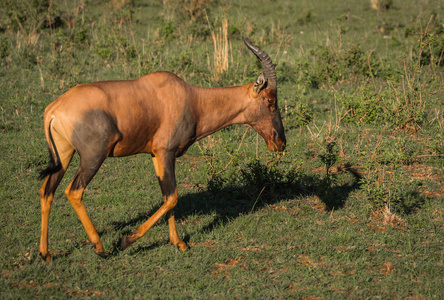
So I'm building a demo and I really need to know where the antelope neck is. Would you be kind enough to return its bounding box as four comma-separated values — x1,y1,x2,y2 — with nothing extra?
192,84,251,139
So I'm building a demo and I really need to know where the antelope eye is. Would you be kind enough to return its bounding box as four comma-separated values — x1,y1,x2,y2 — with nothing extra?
268,98,274,105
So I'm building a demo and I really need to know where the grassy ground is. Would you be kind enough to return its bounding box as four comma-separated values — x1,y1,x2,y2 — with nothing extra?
1,0,443,298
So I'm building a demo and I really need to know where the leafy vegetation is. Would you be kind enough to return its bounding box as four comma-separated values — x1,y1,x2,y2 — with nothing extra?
0,0,443,298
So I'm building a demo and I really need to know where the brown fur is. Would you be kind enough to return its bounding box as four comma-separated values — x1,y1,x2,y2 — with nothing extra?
38,66,286,261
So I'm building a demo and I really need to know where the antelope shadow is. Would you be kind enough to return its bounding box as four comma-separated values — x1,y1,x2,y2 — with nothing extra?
107,164,362,256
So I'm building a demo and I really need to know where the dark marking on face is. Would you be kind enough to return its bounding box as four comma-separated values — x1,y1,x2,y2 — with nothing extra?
249,88,286,152
272,107,286,150
261,89,285,150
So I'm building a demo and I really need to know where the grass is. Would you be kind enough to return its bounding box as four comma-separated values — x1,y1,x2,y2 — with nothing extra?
1,0,443,298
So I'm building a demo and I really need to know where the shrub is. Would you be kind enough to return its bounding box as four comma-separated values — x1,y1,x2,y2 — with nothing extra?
240,159,284,192
408,16,444,66
338,88,384,125
0,36,8,60
319,141,339,176
158,21,175,41
285,102,313,128
338,79,425,130
309,46,343,86
359,163,425,215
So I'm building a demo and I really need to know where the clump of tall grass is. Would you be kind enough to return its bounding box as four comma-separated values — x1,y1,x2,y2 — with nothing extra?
208,18,232,83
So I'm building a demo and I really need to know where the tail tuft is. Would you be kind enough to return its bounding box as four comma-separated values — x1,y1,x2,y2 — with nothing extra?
38,150,62,180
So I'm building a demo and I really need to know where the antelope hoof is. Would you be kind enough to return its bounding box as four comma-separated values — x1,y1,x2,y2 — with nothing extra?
93,244,106,258
39,252,52,263
176,241,187,252
120,234,137,251
94,250,107,258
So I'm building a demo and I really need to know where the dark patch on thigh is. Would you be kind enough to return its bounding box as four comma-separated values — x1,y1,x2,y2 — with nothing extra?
72,110,121,156
70,110,121,191
167,103,197,156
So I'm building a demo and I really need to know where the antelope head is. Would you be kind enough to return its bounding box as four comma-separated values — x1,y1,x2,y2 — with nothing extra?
243,37,286,152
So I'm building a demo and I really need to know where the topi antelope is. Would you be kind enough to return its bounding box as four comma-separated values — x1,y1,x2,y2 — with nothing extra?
38,37,286,262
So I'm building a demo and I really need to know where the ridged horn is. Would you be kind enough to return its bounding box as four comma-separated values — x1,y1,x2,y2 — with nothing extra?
242,37,277,90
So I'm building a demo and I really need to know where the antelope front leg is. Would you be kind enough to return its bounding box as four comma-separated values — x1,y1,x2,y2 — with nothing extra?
166,210,187,251
120,152,186,251
153,155,187,251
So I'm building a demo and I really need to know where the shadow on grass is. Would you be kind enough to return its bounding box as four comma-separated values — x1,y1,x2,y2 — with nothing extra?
104,162,362,257
175,164,362,237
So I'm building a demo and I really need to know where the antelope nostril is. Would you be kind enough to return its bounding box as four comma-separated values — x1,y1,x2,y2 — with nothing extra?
276,137,286,151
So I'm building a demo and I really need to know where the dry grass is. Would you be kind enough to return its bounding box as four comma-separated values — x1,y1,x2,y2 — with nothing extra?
208,17,231,81
381,205,407,228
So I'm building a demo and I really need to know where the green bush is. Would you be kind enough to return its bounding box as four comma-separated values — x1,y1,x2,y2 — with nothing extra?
159,21,176,41
359,164,425,215
338,88,384,125
0,36,8,60
319,141,339,176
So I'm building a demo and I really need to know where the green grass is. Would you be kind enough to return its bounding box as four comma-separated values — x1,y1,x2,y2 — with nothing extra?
1,0,443,298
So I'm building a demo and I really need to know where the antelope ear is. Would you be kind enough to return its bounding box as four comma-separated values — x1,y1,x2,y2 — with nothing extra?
253,73,267,95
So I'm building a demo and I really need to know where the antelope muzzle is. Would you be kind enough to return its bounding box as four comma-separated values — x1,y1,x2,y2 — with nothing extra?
268,110,286,152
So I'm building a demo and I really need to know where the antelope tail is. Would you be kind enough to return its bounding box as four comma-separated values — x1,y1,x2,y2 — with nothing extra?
38,117,62,180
